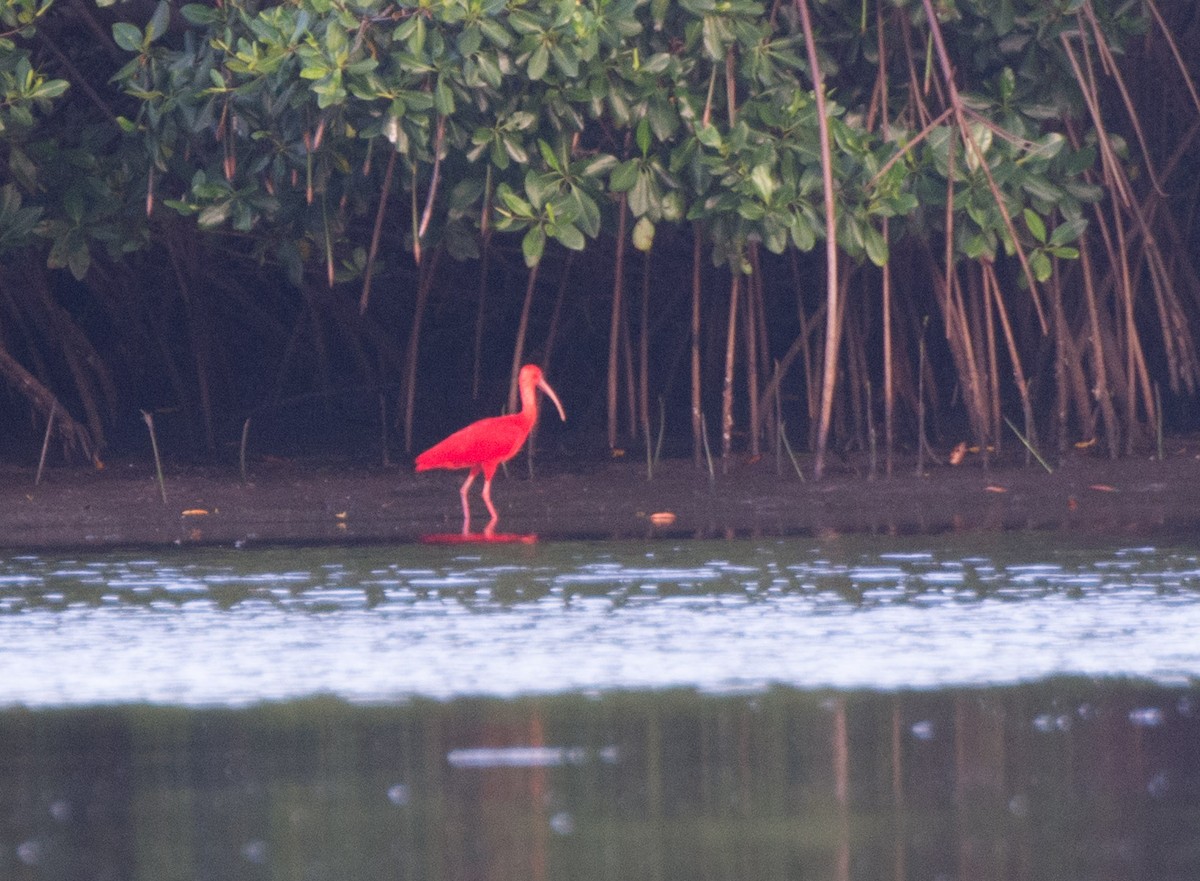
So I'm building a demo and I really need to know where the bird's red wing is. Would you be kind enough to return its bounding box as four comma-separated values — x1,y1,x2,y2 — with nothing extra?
414,414,528,471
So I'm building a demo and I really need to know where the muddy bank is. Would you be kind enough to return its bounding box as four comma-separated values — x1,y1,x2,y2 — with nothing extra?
2,438,1199,551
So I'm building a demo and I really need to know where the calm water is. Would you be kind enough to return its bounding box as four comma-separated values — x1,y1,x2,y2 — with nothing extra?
1,533,1199,879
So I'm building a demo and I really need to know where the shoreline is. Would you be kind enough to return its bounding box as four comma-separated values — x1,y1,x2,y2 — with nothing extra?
1,440,1198,551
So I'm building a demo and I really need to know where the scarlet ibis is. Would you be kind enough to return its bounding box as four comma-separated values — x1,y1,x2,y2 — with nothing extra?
415,364,566,534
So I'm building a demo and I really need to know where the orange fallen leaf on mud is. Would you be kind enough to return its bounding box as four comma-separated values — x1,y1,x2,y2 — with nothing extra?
1068,497,1078,510
181,508,209,517
1075,438,1097,449
649,511,677,526
335,511,348,520
611,448,625,458
1089,484,1117,492
949,441,968,465
984,485,1007,493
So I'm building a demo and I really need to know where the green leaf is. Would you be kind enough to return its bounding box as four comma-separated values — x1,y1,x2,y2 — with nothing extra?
961,231,994,261
640,52,672,75
28,78,68,100
448,178,485,214
863,224,889,267
499,193,534,220
551,43,578,77
1048,217,1087,247
963,121,993,173
538,139,562,172
67,241,91,281
789,212,816,252
478,17,512,48
501,134,529,165
701,15,727,61
457,24,482,56
1030,250,1053,282
1027,132,1065,162
145,1,171,43
198,203,231,228
551,221,585,251
580,154,618,178
162,199,197,216
998,66,1016,103
528,44,549,81
181,4,222,25
112,22,144,52
1063,180,1103,203
508,10,544,35
610,159,639,193
434,77,454,115
1021,175,1064,203
522,226,546,266
991,0,1015,36
736,200,764,221
646,96,679,141
636,117,651,157
661,190,685,223
632,216,655,252
524,170,558,209
762,216,788,255
749,163,776,202
1023,208,1046,244
628,170,658,218
695,124,722,149
570,189,601,238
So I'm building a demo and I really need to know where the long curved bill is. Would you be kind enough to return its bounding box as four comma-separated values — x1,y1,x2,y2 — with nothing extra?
538,375,567,422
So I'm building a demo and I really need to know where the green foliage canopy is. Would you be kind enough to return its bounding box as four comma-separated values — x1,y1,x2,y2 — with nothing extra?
1,0,1146,284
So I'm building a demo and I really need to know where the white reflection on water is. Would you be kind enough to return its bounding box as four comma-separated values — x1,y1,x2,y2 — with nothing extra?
1,535,1199,707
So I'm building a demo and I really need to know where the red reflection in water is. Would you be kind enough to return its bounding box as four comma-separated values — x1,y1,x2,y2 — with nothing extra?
420,532,538,545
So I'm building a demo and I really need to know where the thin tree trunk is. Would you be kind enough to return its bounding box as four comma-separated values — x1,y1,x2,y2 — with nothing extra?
882,220,895,476
639,248,651,452
359,146,397,314
160,237,216,452
976,264,1000,461
621,287,638,441
607,195,628,449
982,261,1037,462
797,0,842,479
744,253,761,458
507,261,541,414
922,0,1047,328
873,8,896,475
691,225,704,468
1077,239,1120,456
721,271,740,472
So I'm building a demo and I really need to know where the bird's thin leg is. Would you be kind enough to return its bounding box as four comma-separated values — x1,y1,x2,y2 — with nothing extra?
459,468,480,535
481,475,500,535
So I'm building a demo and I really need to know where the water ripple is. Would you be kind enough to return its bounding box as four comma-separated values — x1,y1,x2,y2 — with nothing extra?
1,536,1199,706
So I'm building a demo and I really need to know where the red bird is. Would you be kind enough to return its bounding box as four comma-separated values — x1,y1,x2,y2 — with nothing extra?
415,364,566,534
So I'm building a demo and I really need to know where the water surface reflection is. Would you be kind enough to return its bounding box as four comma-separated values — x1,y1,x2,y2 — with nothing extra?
0,685,1196,881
